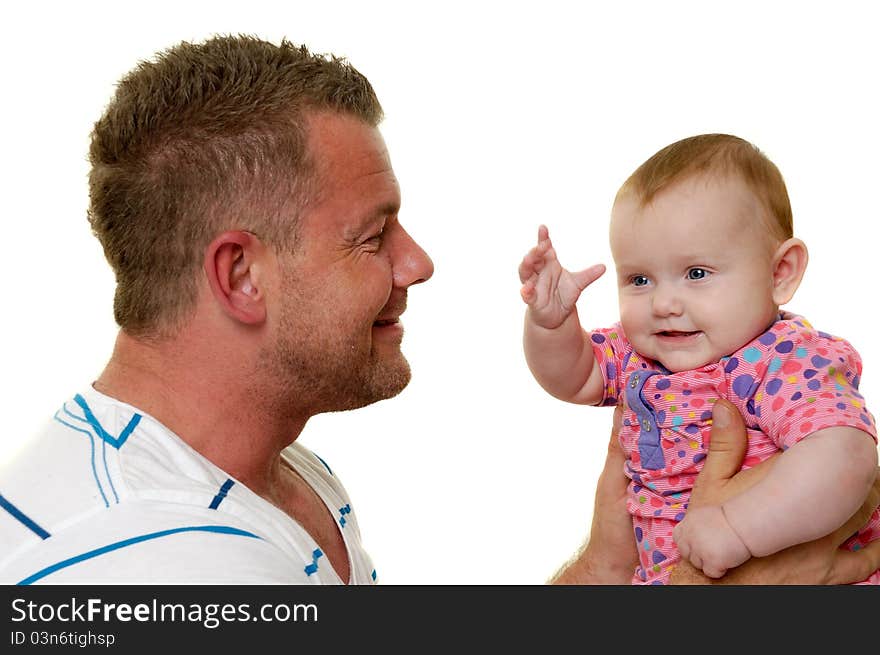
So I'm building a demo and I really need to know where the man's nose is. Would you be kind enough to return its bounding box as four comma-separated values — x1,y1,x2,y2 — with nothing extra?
391,224,434,288
651,284,683,317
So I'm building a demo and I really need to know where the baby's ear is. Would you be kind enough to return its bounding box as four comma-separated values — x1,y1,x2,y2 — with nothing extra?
771,238,809,305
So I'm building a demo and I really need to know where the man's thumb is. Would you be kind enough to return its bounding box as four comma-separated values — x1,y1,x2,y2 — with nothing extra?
698,399,748,484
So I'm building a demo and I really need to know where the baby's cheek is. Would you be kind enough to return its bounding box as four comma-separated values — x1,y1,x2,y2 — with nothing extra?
618,307,645,342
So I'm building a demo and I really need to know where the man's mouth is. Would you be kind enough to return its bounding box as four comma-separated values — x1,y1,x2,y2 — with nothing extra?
374,294,407,329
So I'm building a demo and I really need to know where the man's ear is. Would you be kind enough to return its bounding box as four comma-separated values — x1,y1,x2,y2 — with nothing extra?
771,237,809,306
204,231,267,325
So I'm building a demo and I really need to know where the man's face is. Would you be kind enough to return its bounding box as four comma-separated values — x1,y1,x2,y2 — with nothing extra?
262,111,434,414
610,173,780,372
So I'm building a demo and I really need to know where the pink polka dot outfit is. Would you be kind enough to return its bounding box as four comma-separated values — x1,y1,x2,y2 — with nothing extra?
590,314,879,585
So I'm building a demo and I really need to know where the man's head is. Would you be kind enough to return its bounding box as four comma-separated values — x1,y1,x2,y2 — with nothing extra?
259,111,434,414
88,34,384,338
609,134,807,372
90,35,433,415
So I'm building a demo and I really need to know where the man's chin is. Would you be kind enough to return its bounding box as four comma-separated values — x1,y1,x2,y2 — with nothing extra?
328,359,412,413
365,359,412,402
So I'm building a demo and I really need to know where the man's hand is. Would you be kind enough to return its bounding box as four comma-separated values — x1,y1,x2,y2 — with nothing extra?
550,406,638,584
670,399,880,584
518,225,605,330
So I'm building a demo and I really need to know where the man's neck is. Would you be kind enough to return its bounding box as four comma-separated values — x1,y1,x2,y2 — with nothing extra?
94,330,309,498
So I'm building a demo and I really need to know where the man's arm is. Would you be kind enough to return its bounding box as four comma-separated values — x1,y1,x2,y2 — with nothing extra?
553,399,880,584
549,406,637,583
724,427,877,556
670,401,880,585
674,425,877,577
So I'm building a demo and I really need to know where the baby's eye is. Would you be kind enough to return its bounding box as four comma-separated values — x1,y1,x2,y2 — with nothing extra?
687,268,709,280
631,275,650,287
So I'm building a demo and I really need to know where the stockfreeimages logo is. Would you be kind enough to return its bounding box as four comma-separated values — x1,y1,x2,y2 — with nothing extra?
10,597,318,630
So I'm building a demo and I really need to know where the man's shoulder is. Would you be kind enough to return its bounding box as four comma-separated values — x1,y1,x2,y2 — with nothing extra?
0,389,261,577
1,388,231,513
0,392,359,585
0,499,313,584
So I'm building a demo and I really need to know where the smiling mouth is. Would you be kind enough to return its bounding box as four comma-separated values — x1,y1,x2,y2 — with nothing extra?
657,330,700,338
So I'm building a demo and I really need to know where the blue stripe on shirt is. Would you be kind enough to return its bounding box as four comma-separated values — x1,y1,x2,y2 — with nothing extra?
53,412,111,508
0,493,51,540
209,479,235,510
73,394,141,450
304,548,323,576
17,525,261,585
314,454,333,476
62,404,120,505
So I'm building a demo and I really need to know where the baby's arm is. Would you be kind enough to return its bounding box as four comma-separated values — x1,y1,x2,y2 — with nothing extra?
675,426,878,578
519,225,607,405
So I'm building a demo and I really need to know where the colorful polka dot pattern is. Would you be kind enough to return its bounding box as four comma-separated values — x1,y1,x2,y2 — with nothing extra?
590,315,880,585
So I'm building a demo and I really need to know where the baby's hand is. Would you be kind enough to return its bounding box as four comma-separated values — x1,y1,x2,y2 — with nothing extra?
673,505,751,578
518,225,605,330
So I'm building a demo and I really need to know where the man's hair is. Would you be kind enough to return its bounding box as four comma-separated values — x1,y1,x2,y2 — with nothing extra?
615,133,793,240
88,34,383,337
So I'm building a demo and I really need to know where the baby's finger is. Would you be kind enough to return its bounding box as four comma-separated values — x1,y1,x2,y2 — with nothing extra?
520,279,536,304
532,238,552,259
537,224,549,244
518,245,551,281
703,563,725,579
571,264,606,292
518,254,540,282
518,250,538,281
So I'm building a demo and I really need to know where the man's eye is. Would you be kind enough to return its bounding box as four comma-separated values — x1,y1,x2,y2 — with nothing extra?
631,275,650,287
687,268,708,280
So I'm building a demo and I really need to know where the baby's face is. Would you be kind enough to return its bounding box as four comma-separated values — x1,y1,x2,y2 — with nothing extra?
610,173,781,372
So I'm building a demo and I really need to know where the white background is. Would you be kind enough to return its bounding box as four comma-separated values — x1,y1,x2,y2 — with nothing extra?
2,1,878,584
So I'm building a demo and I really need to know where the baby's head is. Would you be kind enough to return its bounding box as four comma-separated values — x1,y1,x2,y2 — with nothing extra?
609,134,808,373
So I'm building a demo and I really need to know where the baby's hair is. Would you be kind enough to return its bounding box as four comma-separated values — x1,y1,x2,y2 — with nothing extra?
616,134,793,240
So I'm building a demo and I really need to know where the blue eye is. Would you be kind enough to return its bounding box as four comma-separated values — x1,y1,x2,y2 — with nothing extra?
687,268,708,280
631,275,650,287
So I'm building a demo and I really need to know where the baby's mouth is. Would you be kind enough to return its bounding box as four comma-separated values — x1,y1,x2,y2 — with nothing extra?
657,330,700,338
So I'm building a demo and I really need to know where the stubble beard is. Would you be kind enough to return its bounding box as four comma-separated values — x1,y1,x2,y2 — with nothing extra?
260,291,412,418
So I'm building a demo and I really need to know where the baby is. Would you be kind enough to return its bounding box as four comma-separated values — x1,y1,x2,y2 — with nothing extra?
519,134,879,584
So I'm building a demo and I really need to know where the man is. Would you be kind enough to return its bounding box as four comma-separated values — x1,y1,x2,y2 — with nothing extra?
0,35,432,584
0,35,876,585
